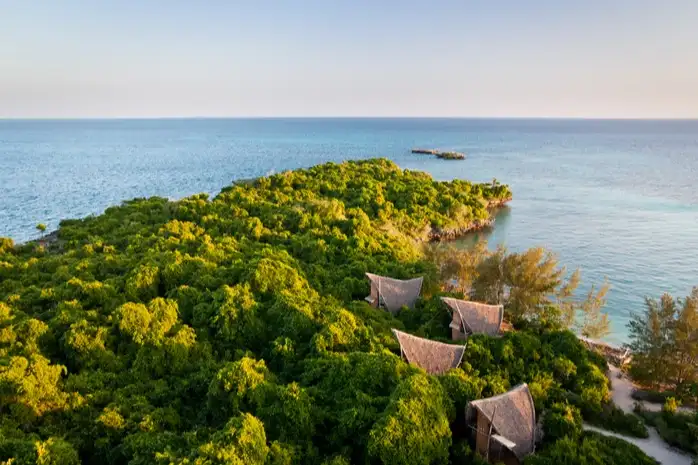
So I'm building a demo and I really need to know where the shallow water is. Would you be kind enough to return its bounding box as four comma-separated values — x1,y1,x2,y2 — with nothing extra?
2,118,697,343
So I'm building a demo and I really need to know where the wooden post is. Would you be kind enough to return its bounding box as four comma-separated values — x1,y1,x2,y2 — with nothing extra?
486,405,497,462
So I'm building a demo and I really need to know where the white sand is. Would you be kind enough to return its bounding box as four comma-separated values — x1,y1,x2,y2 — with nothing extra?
608,365,694,414
581,365,695,465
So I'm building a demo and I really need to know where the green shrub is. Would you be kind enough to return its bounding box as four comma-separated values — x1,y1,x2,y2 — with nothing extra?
663,396,680,414
636,408,698,455
368,373,453,465
525,432,658,465
581,402,648,438
542,402,582,443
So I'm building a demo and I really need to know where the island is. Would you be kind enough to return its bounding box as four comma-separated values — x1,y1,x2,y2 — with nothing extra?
0,159,686,465
411,148,466,160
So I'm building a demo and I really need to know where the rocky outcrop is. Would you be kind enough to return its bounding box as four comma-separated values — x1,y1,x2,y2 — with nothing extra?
428,218,494,241
411,148,466,160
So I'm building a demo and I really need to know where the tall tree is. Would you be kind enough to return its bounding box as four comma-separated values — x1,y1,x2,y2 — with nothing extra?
627,294,677,389
627,289,698,393
424,241,489,295
577,282,611,339
672,287,698,396
471,246,584,327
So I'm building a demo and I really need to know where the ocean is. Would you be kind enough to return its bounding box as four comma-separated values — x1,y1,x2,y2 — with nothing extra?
1,118,697,343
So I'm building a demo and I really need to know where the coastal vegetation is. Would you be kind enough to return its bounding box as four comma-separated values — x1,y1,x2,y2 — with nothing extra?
425,242,612,339
525,431,658,465
625,288,698,458
626,288,698,403
634,402,698,456
35,223,47,239
0,159,673,464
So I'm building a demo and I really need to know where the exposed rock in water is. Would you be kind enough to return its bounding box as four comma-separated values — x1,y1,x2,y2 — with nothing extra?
411,148,466,160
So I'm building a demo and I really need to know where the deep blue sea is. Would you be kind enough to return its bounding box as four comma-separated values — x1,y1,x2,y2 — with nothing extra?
2,118,697,343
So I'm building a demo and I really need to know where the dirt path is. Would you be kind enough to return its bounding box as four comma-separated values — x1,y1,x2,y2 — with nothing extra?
583,424,692,465
583,365,694,465
608,365,695,413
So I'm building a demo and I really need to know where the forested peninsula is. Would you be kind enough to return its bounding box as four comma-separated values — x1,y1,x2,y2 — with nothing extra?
0,159,695,465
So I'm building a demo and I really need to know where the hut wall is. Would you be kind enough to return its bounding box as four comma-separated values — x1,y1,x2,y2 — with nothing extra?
475,412,490,458
370,283,379,308
474,412,521,465
451,312,467,341
489,446,520,465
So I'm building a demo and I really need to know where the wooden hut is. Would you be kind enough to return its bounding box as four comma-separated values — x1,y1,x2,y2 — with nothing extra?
466,384,536,465
441,297,504,340
391,329,465,375
365,273,423,314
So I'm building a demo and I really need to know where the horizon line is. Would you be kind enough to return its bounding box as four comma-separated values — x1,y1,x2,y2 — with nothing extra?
2,116,698,122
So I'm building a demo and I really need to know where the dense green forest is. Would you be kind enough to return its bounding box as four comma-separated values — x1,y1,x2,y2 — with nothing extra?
0,159,675,464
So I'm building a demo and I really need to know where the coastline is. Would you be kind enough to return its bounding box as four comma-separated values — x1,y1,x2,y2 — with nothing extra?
427,198,512,242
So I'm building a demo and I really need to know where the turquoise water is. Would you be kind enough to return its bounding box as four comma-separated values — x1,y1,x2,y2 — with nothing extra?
2,118,697,342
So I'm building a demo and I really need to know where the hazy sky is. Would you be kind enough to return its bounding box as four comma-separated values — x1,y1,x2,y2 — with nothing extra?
2,0,697,118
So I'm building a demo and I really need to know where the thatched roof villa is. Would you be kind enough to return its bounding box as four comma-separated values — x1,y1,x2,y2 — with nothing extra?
466,384,536,465
391,329,465,375
441,297,504,340
365,273,423,313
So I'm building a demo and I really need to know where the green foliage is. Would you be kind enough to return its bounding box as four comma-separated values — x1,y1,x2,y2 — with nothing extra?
116,298,178,346
628,288,698,399
0,159,657,465
368,373,454,465
542,402,582,443
525,432,658,465
438,369,486,413
663,396,680,414
582,403,648,438
0,436,80,465
429,243,610,335
0,355,76,423
449,439,489,465
207,357,272,416
577,282,611,339
635,407,698,455
125,264,161,302
154,413,269,465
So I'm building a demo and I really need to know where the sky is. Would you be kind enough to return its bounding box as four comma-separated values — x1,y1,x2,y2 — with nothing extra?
1,0,698,118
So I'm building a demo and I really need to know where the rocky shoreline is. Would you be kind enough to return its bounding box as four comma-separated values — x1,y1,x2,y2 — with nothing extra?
427,199,511,242
428,218,494,241
578,336,632,366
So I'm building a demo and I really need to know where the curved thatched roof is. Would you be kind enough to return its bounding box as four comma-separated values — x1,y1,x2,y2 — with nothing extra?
366,273,423,313
391,329,465,375
441,297,504,337
467,384,536,459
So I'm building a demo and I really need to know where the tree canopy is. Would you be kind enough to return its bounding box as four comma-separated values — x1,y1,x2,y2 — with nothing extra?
0,159,657,465
627,288,698,399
